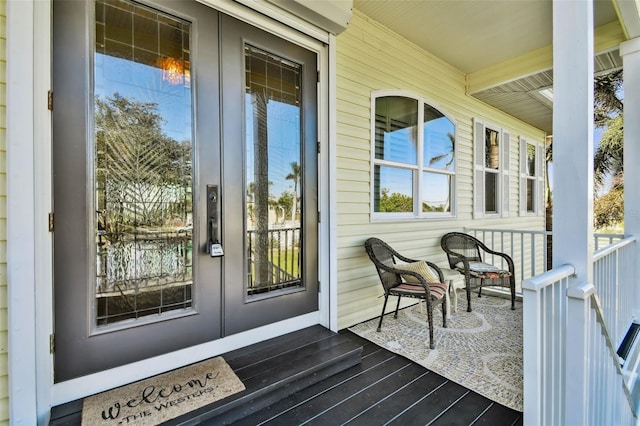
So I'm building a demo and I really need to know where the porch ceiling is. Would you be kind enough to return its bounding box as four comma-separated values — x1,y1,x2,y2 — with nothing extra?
353,0,634,135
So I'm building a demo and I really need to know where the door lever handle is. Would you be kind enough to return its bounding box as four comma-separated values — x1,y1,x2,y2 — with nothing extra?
207,185,224,257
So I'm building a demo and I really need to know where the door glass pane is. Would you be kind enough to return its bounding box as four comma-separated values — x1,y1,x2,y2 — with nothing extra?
245,44,303,296
94,0,193,326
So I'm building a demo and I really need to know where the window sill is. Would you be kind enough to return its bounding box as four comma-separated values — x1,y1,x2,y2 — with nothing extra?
371,213,457,223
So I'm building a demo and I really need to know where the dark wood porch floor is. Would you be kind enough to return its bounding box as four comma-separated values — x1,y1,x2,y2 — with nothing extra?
50,326,523,425
225,331,523,426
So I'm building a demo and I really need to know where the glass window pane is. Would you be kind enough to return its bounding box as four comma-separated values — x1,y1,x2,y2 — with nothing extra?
527,178,535,212
423,105,455,171
374,166,414,212
485,128,500,170
527,143,536,177
94,0,194,326
245,44,303,296
422,172,451,213
374,96,418,164
485,172,498,213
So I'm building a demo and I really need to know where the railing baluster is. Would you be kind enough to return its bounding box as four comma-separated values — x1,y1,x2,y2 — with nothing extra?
245,226,302,293
520,232,525,283
464,228,624,296
523,237,636,424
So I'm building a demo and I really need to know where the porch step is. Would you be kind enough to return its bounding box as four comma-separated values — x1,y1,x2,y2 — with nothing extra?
49,325,363,425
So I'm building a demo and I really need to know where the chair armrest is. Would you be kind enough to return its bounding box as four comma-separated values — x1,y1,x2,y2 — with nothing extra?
478,247,515,272
424,261,445,283
376,262,430,290
445,253,471,270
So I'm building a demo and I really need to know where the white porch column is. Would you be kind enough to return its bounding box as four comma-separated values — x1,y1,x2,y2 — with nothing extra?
552,0,594,282
552,0,594,422
620,37,640,319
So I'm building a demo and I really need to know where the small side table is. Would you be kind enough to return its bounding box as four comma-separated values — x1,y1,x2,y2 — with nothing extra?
439,268,465,317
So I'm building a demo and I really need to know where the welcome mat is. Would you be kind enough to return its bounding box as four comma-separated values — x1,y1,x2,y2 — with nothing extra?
349,293,523,411
82,357,246,425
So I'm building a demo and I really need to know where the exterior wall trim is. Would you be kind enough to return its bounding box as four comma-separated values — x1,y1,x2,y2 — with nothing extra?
7,0,52,423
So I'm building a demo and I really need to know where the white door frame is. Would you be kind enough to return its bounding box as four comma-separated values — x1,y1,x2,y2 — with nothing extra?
7,0,337,422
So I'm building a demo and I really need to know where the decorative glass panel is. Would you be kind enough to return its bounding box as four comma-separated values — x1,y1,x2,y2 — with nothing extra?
422,172,451,213
485,172,498,213
485,128,500,170
94,0,193,326
244,44,303,296
423,105,455,171
374,96,418,164
374,166,414,212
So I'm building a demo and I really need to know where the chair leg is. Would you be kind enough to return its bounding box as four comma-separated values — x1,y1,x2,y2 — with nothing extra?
441,297,447,328
511,277,516,310
426,302,435,349
466,281,473,312
377,294,389,332
394,295,401,319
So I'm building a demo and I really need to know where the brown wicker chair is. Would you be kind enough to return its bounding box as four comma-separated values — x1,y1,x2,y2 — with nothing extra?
440,232,516,312
364,237,447,349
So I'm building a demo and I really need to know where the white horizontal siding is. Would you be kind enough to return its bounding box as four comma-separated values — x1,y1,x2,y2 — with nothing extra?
336,10,546,329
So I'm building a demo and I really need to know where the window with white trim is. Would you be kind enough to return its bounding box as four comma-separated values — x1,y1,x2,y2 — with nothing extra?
519,138,545,216
371,93,456,219
473,118,510,218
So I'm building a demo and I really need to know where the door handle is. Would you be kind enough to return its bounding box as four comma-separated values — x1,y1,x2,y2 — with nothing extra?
206,185,224,257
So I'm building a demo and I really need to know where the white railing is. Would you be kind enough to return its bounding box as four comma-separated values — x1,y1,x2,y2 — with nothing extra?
594,233,626,251
465,228,624,291
523,236,637,425
523,264,574,425
593,236,637,344
465,228,551,291
580,289,636,426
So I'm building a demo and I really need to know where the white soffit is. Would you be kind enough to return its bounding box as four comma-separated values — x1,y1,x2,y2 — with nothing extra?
473,50,623,134
354,0,619,74
613,0,640,38
265,0,353,34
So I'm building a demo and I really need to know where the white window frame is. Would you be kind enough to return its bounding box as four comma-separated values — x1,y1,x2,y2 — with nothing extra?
370,90,457,221
473,118,510,218
519,137,545,216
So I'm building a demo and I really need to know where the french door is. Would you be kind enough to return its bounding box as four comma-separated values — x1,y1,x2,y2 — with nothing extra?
53,0,318,382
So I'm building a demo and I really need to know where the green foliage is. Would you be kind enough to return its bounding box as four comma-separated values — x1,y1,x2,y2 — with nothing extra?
95,93,192,238
592,71,624,228
594,187,624,229
285,162,300,220
422,203,445,213
277,191,294,215
594,114,623,189
379,189,413,212
594,70,623,127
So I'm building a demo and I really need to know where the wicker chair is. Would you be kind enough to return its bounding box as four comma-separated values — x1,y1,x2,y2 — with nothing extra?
364,237,447,349
440,232,516,312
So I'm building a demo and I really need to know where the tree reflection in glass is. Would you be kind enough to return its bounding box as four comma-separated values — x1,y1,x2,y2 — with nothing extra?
244,44,303,296
94,0,193,325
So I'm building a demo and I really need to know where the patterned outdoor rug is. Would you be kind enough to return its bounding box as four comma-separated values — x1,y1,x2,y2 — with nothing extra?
349,292,523,411
81,356,245,425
